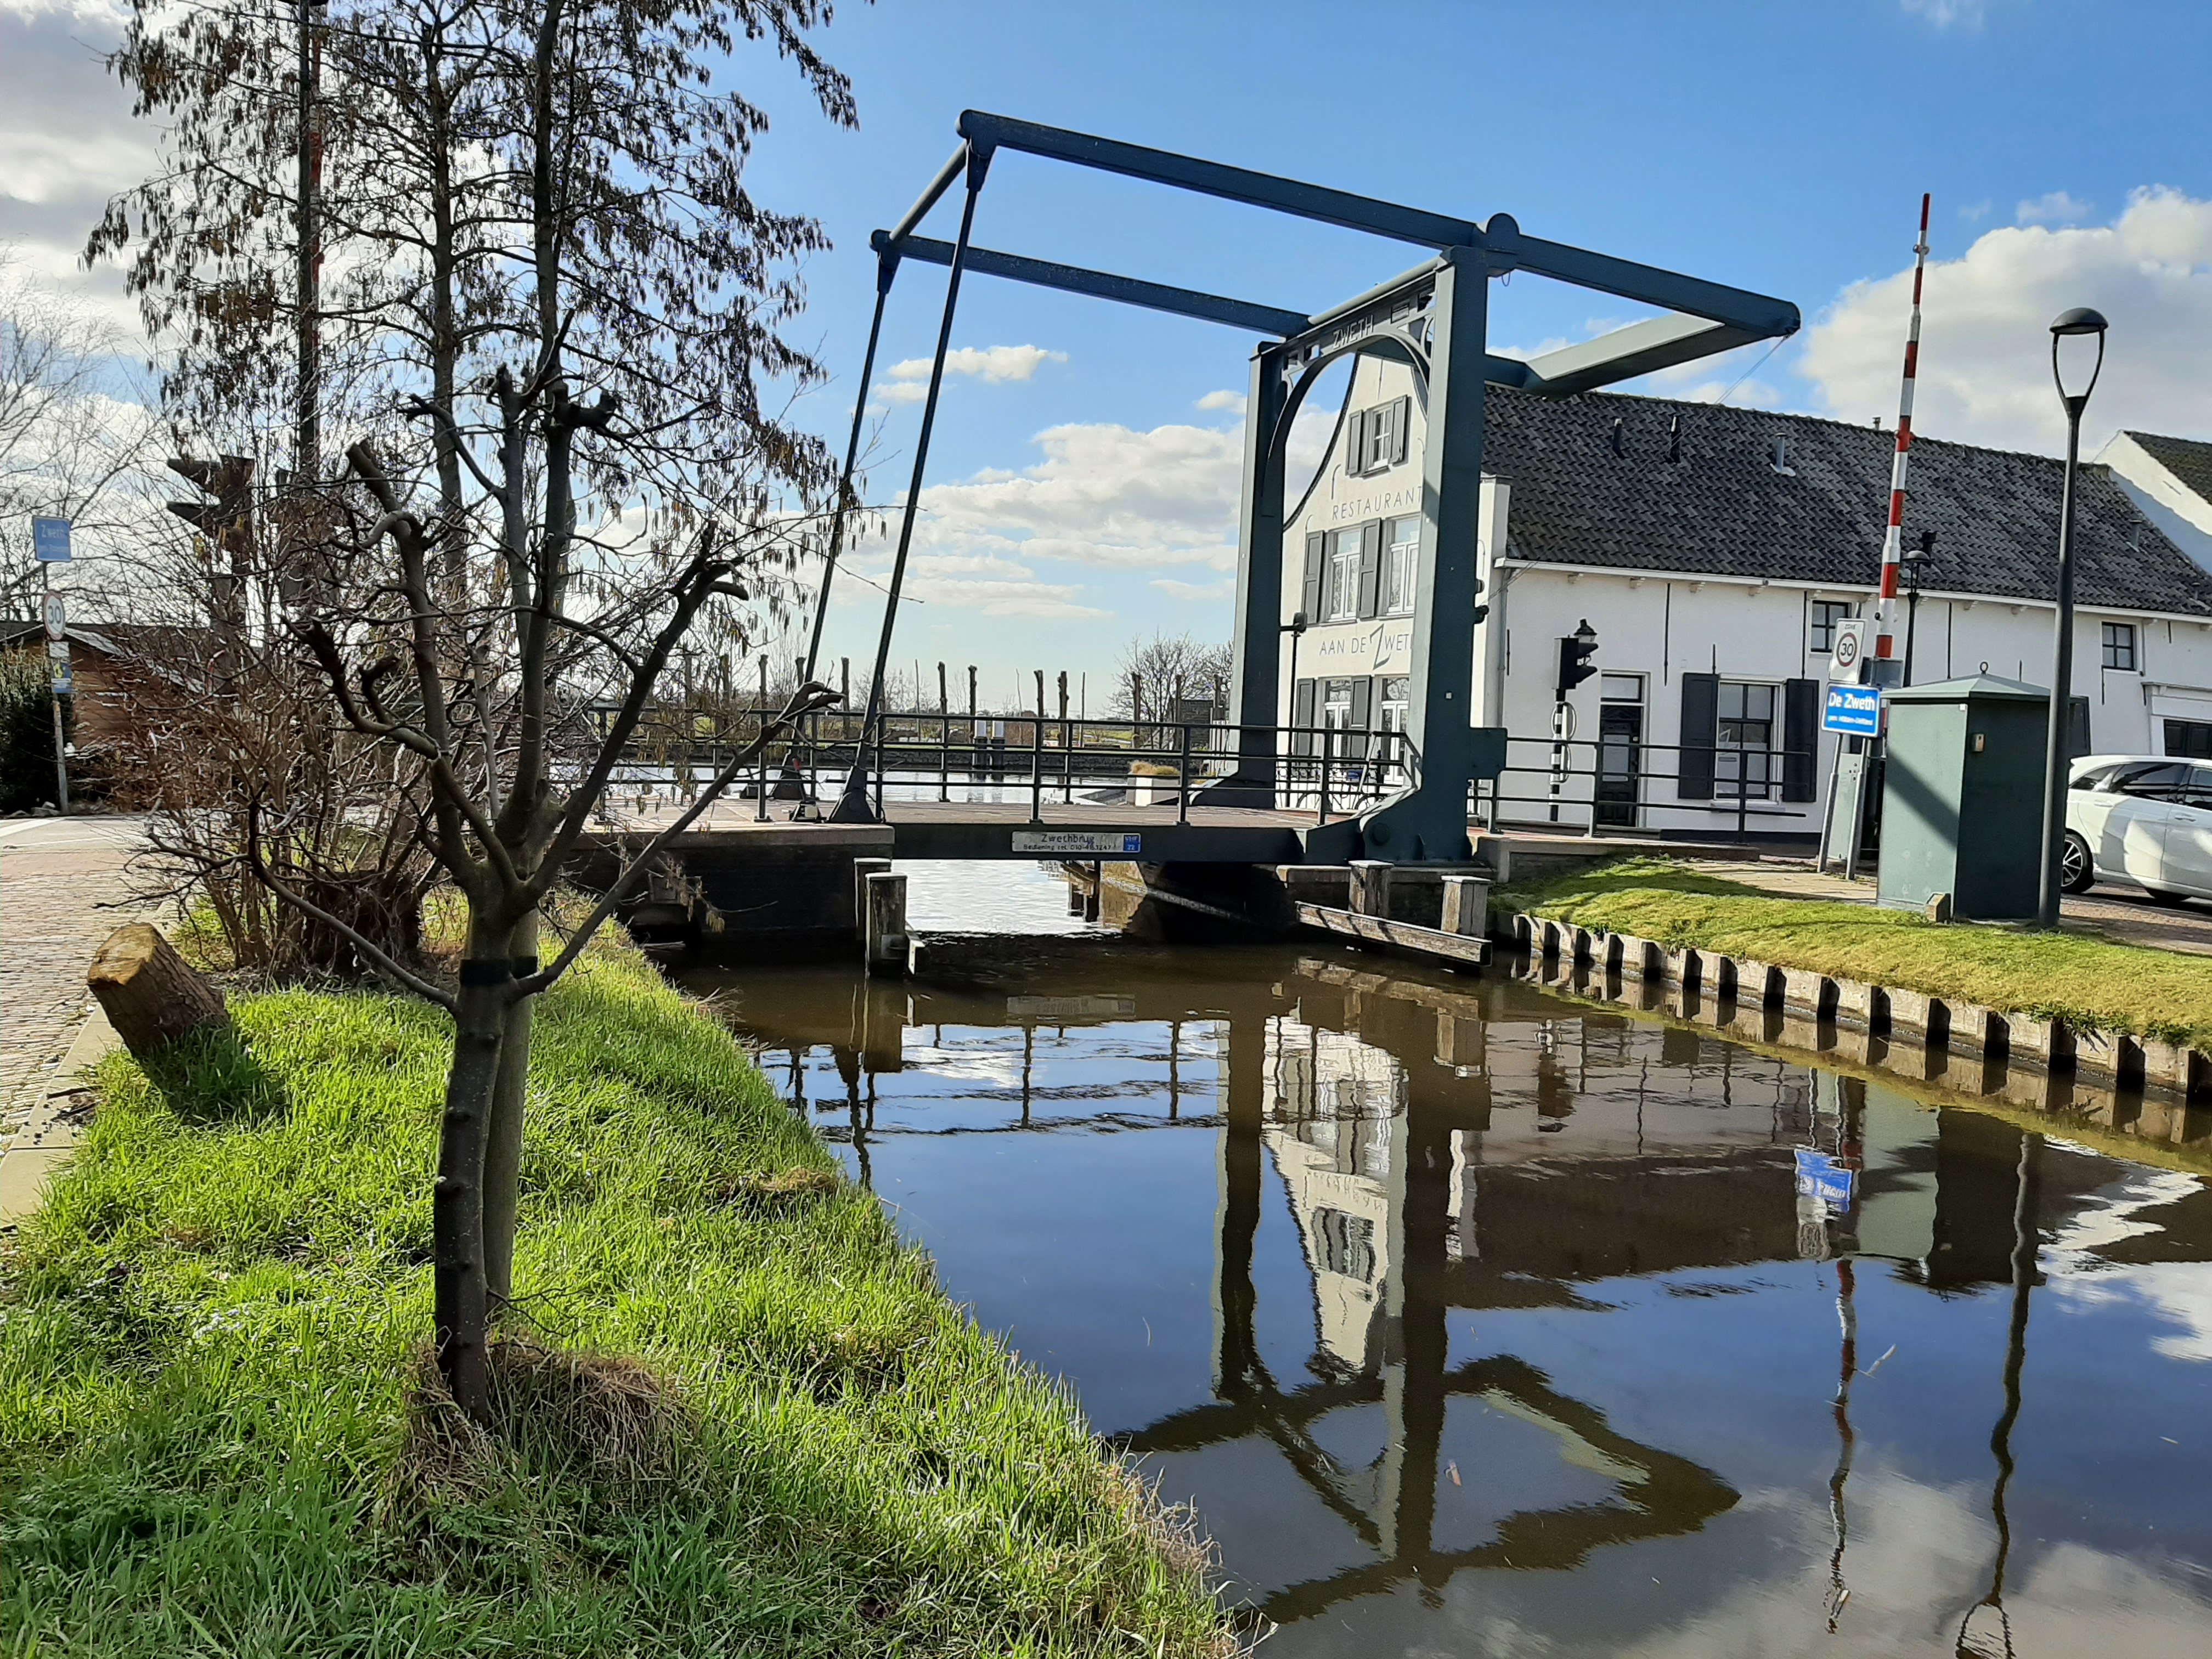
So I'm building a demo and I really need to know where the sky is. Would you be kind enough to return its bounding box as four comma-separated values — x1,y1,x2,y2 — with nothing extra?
7,0,2212,698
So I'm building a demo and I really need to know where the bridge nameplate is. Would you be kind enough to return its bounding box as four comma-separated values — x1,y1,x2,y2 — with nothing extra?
1012,831,1142,855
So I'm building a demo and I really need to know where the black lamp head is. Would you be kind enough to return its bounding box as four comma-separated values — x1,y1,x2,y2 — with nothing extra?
2049,306,2110,337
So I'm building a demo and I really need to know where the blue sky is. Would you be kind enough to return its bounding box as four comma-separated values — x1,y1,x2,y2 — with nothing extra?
713,0,2212,693
8,0,2212,695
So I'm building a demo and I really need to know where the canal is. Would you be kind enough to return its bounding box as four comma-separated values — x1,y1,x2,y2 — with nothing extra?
684,861,2212,1656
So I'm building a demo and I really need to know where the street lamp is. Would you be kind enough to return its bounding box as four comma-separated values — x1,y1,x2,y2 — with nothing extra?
1279,609,1310,708
2035,306,2109,928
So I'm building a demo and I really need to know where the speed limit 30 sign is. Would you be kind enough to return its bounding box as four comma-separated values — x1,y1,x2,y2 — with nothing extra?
1829,618,1867,682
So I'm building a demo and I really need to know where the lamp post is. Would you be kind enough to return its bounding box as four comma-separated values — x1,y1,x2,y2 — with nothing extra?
1280,610,1309,799
2035,306,2109,929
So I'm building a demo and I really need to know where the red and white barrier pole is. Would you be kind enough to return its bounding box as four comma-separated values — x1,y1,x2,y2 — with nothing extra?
1870,194,1931,673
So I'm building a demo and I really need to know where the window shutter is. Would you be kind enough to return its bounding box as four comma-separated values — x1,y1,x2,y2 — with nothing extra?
1301,532,1325,622
1390,396,1411,465
1347,676,1372,760
1782,678,1818,802
1678,672,1719,800
1292,679,1316,756
1356,521,1383,619
1345,410,1368,476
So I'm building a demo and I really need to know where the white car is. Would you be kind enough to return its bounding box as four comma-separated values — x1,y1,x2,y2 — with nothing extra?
2061,754,2212,902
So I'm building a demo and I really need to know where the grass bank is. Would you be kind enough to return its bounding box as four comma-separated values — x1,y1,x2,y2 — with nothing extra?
0,940,1236,1656
1500,857,2212,1049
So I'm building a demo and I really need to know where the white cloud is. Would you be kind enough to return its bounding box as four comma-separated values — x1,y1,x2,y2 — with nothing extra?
1195,388,1244,414
904,418,1245,573
1960,199,1994,223
2017,190,2095,226
0,4,150,332
1150,577,1234,601
874,343,1066,404
1796,186,2212,454
1900,0,1988,25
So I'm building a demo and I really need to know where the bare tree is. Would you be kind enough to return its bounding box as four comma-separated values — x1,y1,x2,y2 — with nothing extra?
93,0,856,1419
1113,630,1232,726
0,253,159,618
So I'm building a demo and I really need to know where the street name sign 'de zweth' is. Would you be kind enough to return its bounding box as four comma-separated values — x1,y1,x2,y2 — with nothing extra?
1822,682,1882,737
31,516,71,562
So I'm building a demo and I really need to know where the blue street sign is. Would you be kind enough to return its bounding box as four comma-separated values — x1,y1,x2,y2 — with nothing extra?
1822,682,1882,737
1795,1148,1857,1212
31,516,71,562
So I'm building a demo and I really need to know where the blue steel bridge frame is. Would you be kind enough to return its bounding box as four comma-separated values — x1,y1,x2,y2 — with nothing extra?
820,110,1800,861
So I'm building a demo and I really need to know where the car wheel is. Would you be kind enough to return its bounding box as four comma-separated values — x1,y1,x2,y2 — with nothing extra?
2059,831,2095,894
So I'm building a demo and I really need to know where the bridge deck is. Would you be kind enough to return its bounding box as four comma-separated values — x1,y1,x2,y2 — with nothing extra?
601,798,1321,862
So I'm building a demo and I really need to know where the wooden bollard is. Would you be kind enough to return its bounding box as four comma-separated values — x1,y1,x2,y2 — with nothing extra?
1440,876,1487,938
87,923,228,1060
864,872,909,977
851,857,893,941
1348,860,1393,919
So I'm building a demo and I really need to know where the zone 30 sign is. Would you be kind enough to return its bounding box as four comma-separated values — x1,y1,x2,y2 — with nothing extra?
1828,618,1867,682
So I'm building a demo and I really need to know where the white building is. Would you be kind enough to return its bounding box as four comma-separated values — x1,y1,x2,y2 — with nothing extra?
1279,362,2212,839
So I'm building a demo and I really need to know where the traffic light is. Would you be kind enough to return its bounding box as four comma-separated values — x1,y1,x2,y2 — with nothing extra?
1556,619,1598,695
167,455,256,569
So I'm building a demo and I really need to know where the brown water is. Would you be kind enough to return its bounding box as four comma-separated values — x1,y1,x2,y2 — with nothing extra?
685,862,2212,1657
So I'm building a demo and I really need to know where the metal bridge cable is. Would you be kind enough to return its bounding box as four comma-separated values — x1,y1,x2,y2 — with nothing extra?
803,253,899,685
833,148,987,820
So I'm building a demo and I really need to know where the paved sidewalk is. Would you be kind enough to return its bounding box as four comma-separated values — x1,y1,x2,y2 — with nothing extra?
1702,858,2212,956
0,816,148,1132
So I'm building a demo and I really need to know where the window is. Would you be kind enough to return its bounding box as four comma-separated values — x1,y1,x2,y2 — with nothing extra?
1810,600,1853,653
1346,397,1410,476
1313,1207,1377,1281
2111,761,2188,800
1378,676,1410,732
1600,673,1644,703
1384,516,1419,614
2168,718,2212,760
1326,527,1362,621
2102,622,2138,671
1716,681,1777,799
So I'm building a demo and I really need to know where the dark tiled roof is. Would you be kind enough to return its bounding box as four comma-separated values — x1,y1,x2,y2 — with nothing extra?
2121,430,2212,511
1483,388,2212,618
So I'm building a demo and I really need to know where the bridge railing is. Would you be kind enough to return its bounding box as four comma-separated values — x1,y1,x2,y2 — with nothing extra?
1486,731,1822,839
607,706,1420,826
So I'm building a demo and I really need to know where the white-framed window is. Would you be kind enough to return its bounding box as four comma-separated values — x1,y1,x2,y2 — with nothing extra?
2102,621,2138,672
1716,680,1778,799
1384,516,1419,614
1600,673,1644,703
1347,398,1410,477
1378,675,1411,732
1327,527,1362,621
1810,599,1854,654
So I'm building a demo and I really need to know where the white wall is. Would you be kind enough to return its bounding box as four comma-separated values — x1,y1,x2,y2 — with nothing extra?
1271,358,2212,837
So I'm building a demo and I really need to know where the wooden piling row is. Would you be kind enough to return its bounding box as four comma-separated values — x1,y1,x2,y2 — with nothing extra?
1492,907,2211,1107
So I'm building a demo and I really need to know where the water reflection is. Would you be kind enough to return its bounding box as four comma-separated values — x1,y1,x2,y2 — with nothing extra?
689,937,2212,1655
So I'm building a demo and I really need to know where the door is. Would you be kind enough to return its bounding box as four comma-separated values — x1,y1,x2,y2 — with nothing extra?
1596,675,1644,828
2159,763,2212,896
2097,761,2187,889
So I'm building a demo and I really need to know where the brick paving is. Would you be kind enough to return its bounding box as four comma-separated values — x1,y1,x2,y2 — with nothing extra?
0,817,147,1131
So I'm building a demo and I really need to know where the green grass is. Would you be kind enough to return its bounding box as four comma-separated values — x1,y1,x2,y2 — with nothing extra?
0,943,1236,1657
1500,857,2212,1048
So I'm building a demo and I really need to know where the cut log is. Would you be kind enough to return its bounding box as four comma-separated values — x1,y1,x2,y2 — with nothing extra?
87,923,229,1060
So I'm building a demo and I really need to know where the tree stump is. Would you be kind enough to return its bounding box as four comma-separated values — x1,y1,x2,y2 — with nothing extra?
87,923,230,1060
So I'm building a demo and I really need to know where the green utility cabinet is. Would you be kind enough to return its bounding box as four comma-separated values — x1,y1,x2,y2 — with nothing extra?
1876,675,2051,921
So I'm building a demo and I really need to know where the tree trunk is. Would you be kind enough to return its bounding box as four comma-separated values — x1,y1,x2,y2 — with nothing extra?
87,923,229,1059
436,965,510,1420
482,907,538,1312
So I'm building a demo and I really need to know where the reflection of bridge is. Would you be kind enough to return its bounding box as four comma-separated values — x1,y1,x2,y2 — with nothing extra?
716,945,2210,1628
